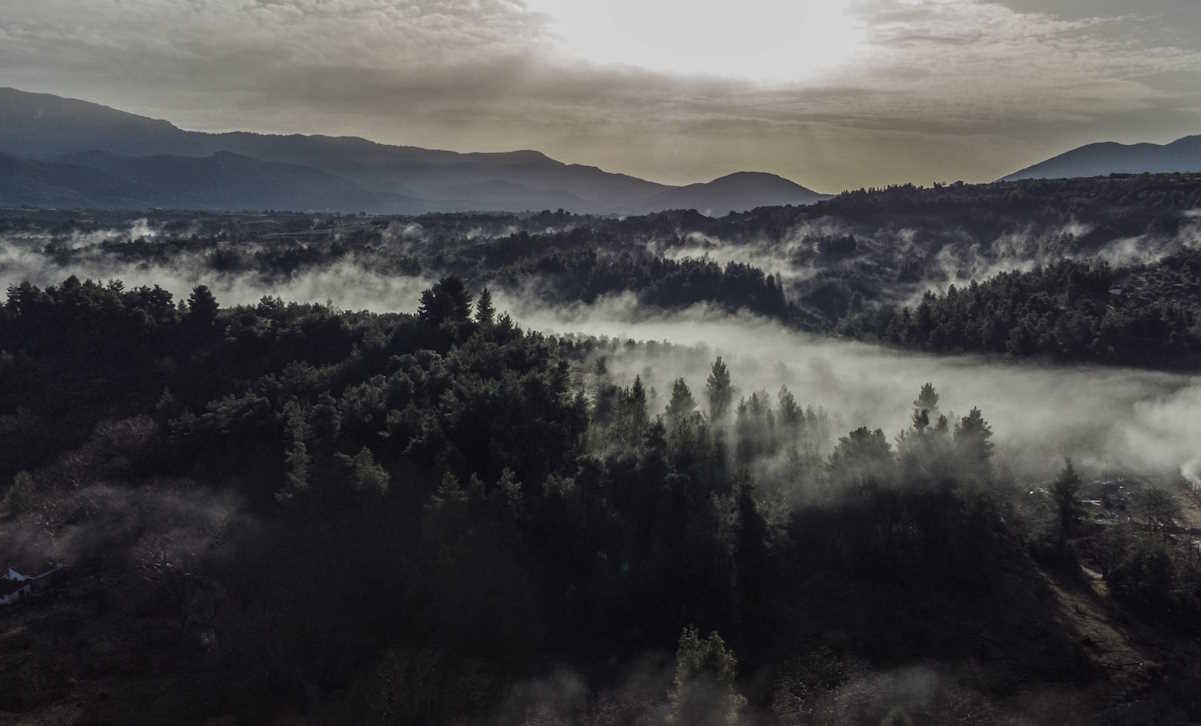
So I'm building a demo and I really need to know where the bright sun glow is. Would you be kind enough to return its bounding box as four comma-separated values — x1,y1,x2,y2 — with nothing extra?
526,0,867,84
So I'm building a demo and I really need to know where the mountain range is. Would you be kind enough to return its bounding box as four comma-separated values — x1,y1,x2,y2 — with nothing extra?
1003,135,1201,181
0,88,825,215
5,87,1201,212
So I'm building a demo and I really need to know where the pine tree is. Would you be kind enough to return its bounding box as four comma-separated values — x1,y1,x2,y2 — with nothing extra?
428,471,468,512
185,285,219,328
911,407,930,433
706,357,734,423
666,378,697,429
417,276,472,326
735,480,769,639
623,376,650,446
344,446,389,496
1051,458,1083,545
474,287,495,327
276,400,310,508
954,406,994,480
667,627,746,726
777,386,802,430
914,382,940,415
734,398,754,470
828,427,893,488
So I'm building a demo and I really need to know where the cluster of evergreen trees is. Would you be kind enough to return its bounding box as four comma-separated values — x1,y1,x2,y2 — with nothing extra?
841,255,1201,369
2,275,1199,723
491,247,793,318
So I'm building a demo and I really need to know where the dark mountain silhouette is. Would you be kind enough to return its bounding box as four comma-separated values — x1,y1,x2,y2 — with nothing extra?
0,153,148,209
641,171,826,213
1003,135,1201,181
0,87,824,213
2,151,420,212
0,87,182,158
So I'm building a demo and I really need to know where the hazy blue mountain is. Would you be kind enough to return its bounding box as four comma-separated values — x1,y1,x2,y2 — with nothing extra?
0,87,824,213
640,171,828,214
1003,135,1201,181
3,150,421,212
0,153,150,209
0,87,184,158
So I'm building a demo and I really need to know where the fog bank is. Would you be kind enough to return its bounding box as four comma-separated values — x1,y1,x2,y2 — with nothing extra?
4,241,1197,485
0,240,434,313
498,291,1201,484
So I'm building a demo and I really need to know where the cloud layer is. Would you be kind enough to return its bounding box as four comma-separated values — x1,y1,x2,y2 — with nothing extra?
2,0,1200,189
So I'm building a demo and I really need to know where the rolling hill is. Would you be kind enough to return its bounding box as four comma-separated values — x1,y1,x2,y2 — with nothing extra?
640,171,826,213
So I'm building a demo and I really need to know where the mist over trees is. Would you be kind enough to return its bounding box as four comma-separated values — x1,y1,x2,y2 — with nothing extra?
3,272,1201,724
2,175,1201,724
4,171,1201,371
839,256,1201,369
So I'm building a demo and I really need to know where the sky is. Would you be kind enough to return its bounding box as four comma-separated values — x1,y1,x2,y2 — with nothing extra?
2,0,1201,191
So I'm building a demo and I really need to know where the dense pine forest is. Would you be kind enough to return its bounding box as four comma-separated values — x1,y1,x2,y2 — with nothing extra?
839,253,1201,368
2,271,1200,724
2,175,1201,723
8,3,1201,722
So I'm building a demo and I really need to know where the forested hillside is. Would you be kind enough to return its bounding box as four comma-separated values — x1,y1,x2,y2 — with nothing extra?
839,253,1201,369
9,3,1201,724
2,277,1200,724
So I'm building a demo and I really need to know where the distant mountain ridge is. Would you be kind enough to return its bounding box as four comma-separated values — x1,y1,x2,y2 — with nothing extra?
643,171,823,215
0,150,421,212
1003,135,1201,181
0,87,826,214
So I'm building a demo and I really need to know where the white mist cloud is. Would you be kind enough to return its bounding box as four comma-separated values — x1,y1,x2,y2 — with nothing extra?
0,238,435,313
496,291,1201,482
5,237,1197,485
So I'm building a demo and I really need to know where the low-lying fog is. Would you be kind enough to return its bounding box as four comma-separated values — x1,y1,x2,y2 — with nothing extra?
3,244,1198,487
497,292,1201,487
0,240,436,313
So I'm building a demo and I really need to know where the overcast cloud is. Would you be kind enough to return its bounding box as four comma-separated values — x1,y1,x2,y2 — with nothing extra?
1,0,1200,190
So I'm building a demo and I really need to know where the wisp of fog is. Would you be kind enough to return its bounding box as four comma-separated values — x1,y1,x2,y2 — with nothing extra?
4,238,1197,487
497,291,1201,485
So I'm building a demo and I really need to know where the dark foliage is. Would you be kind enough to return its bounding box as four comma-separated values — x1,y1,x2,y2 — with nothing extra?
0,275,1121,724
840,255,1201,369
6,174,1201,721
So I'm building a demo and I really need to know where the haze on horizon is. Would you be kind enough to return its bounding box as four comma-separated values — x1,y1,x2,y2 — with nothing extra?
2,0,1201,191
